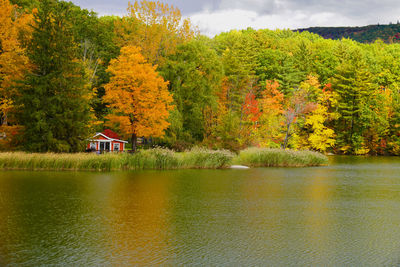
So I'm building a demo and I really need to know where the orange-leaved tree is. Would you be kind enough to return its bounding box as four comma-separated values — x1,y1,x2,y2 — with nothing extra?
104,46,174,150
0,0,32,150
258,80,285,147
240,91,261,146
0,0,32,126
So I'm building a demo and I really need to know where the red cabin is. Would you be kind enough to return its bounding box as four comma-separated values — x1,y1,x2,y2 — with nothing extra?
87,130,128,152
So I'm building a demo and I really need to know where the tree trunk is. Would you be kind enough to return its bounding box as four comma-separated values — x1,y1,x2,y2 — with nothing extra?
2,113,7,126
132,132,137,152
282,122,292,149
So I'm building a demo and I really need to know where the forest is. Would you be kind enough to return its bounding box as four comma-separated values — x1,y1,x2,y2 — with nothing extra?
1,0,400,155
297,23,400,44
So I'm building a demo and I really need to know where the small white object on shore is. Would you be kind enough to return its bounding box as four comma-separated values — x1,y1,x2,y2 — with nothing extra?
230,165,250,169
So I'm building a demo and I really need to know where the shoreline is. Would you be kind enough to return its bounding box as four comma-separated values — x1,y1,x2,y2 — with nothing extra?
0,148,328,172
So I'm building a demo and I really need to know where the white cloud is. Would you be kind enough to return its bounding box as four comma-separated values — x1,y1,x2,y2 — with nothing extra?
70,0,400,37
219,0,275,13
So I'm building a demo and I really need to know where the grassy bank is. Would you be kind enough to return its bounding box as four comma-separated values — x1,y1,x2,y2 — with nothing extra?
0,148,234,171
0,147,328,171
234,147,329,167
123,147,234,170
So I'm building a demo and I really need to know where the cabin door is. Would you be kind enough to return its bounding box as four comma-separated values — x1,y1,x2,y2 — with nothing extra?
100,142,110,152
99,142,105,152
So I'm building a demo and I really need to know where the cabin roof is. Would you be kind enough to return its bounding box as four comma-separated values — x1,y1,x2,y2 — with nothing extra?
102,129,120,139
90,132,128,143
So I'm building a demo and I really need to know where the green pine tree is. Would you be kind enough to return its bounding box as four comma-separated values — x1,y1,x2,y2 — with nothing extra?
256,48,305,95
332,50,375,153
15,0,91,152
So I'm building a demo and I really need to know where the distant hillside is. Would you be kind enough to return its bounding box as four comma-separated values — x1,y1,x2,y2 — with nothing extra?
297,23,400,43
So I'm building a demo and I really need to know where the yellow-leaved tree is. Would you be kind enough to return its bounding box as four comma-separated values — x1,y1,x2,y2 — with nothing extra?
104,46,174,150
0,0,32,149
0,0,32,125
299,79,337,152
304,105,336,152
115,0,197,66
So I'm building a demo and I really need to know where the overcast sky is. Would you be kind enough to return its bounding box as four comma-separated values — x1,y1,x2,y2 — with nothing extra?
70,0,400,36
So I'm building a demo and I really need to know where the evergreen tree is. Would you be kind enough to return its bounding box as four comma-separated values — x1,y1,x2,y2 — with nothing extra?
256,49,305,95
332,50,375,153
15,0,91,152
294,40,313,75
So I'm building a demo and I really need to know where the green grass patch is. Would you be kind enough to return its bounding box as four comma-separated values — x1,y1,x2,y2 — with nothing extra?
234,147,329,167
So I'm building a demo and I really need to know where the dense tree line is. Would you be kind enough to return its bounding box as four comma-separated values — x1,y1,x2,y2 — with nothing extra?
1,0,400,155
298,23,400,44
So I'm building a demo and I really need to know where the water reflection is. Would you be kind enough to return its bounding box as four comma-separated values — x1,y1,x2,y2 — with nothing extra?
103,171,174,265
0,157,400,265
304,169,336,265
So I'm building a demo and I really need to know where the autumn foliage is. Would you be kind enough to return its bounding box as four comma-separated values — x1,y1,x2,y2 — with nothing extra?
257,81,285,147
1,0,400,155
0,0,32,126
104,46,173,145
115,0,196,66
243,92,261,124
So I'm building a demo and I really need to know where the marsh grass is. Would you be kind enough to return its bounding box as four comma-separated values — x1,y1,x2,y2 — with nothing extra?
125,148,179,170
0,147,327,171
178,147,234,169
0,148,234,171
234,147,329,167
0,152,124,171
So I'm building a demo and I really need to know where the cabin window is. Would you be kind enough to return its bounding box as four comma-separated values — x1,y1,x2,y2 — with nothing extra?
114,143,120,151
90,142,96,150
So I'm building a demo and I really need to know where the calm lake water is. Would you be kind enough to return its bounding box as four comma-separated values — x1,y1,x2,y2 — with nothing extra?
1,156,400,266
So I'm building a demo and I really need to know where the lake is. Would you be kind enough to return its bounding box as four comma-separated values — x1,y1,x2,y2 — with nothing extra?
1,156,400,266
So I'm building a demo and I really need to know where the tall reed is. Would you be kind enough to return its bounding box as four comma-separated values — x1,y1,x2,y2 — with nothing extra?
124,148,179,170
0,148,234,171
178,147,234,169
0,147,327,171
0,152,125,171
234,147,328,167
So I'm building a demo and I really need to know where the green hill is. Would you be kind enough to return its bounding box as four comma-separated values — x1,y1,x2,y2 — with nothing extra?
297,23,400,43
